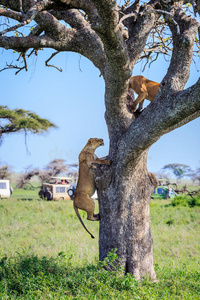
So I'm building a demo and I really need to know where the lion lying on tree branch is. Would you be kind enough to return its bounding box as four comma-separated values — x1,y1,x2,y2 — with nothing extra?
128,75,160,112
73,138,111,238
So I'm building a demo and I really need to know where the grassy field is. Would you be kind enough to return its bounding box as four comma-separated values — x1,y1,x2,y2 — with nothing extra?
0,188,200,299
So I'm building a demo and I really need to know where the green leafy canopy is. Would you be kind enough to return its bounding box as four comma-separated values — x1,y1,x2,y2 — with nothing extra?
0,105,57,136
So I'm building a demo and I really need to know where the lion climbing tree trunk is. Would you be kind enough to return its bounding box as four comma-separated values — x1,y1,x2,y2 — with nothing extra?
95,150,158,280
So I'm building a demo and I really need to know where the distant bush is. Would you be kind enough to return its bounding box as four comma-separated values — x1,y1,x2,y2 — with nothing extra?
171,195,200,207
188,195,200,207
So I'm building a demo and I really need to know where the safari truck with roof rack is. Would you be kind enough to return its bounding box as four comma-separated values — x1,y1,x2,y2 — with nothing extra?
38,176,74,201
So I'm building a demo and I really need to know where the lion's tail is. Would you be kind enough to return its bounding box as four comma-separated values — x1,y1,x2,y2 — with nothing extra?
73,204,95,239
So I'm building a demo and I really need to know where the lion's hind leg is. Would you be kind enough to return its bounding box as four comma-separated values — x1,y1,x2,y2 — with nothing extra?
75,193,100,221
90,212,100,221
86,196,100,221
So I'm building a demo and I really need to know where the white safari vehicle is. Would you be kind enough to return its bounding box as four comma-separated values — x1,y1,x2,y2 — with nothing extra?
0,180,13,199
38,177,73,201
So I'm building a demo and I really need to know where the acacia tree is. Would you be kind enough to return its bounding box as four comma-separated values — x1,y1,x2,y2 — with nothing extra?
163,163,191,182
0,0,200,280
0,106,56,140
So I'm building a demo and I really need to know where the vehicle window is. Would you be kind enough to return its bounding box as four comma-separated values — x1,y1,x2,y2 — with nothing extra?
0,182,6,189
56,187,66,193
157,188,164,194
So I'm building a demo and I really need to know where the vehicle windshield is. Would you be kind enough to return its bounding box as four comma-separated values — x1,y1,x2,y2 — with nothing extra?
0,182,7,189
157,188,165,195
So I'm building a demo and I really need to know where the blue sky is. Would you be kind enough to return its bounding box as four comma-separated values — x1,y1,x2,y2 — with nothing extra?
0,48,199,174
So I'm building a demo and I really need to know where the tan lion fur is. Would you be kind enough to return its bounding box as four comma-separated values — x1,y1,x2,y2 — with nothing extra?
73,138,111,238
128,75,160,112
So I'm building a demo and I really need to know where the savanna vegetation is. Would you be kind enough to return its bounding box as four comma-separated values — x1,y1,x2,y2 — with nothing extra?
0,187,199,299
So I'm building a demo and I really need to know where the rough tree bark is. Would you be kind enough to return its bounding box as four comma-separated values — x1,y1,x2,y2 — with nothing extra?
0,0,199,280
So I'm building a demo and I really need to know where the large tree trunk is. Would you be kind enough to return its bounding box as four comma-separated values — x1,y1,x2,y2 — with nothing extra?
96,150,158,280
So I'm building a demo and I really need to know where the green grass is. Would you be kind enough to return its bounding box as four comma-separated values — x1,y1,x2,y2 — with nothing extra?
0,189,200,299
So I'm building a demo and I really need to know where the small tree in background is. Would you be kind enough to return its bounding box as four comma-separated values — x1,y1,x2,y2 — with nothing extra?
163,163,191,183
16,166,39,189
189,166,200,185
0,163,11,179
44,159,69,179
16,159,70,188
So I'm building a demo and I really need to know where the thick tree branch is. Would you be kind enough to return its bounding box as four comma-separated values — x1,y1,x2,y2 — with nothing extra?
54,0,99,25
0,8,22,21
124,1,160,69
49,8,106,71
118,78,200,167
0,6,106,73
0,27,105,73
161,8,200,92
118,9,180,34
0,1,56,38
51,9,89,30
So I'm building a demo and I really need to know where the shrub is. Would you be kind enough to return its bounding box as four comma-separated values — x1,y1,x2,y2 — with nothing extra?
188,195,200,207
171,196,189,207
171,195,200,207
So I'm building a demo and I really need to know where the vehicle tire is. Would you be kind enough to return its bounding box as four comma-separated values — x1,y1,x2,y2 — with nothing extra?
38,190,45,199
67,189,74,200
45,191,53,201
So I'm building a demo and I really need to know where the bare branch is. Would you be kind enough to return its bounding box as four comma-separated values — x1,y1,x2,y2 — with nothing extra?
19,0,23,13
161,8,200,91
0,21,29,36
118,9,180,34
0,49,28,74
125,3,160,69
45,51,62,72
0,8,22,21
0,61,26,75
0,0,54,36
